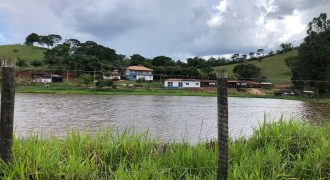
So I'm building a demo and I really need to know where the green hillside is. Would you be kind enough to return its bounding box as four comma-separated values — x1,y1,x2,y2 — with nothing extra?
214,50,298,83
0,44,46,64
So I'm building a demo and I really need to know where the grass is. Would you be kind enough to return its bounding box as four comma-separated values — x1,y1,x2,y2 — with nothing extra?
0,44,46,63
0,121,329,179
214,50,298,83
15,83,217,97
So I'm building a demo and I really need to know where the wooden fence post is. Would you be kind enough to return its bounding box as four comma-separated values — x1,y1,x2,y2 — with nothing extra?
0,57,16,163
217,70,228,180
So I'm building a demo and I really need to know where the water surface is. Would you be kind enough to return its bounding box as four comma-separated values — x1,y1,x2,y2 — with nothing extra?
12,94,329,143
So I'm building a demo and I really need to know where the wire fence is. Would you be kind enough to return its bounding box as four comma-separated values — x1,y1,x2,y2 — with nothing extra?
1,67,330,178
4,68,330,83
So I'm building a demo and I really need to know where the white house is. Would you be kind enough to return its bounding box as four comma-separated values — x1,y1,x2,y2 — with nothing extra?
103,70,121,80
164,78,201,88
125,65,153,81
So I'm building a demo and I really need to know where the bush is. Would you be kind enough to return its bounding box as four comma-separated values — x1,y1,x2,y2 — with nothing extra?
96,80,114,88
233,63,261,80
136,78,146,83
79,74,92,86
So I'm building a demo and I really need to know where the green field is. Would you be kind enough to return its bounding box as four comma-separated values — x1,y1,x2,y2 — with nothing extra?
0,44,46,66
214,50,298,83
0,121,329,179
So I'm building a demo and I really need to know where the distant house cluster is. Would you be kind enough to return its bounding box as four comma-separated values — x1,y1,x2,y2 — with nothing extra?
29,65,154,83
29,65,272,89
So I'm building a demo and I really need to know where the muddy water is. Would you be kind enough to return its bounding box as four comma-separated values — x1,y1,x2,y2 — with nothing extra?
12,94,329,143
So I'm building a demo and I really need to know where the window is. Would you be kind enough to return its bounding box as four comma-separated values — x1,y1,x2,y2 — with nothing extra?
167,82,173,87
178,82,183,87
196,83,199,85
186,83,189,85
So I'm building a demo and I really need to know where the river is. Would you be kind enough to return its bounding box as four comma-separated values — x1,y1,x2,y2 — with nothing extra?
12,93,329,143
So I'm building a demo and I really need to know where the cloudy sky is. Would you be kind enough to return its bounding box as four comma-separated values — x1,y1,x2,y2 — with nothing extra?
0,0,330,59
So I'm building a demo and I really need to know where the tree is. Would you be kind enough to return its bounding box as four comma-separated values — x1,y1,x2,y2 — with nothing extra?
152,56,174,66
16,58,28,70
30,59,43,68
79,73,92,86
249,52,254,58
130,54,147,66
231,54,239,61
288,13,330,94
280,43,293,52
47,34,62,46
233,63,261,80
39,36,51,48
257,49,264,57
65,39,81,54
24,33,39,46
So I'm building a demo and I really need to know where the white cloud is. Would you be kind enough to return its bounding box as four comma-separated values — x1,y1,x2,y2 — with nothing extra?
0,0,330,58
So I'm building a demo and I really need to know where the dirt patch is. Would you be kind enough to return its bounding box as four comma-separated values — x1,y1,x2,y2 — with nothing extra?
247,88,265,95
199,87,217,93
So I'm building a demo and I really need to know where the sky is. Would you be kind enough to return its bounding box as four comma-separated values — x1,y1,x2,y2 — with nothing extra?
0,0,330,60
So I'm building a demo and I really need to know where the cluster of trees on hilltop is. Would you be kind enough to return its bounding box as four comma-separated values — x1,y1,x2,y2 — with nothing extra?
25,33,62,48
24,34,236,78
23,30,298,81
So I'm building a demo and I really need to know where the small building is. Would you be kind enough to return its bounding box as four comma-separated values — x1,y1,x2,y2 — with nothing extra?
261,82,272,89
164,79,201,88
103,70,121,80
200,80,217,87
31,73,63,83
125,65,153,81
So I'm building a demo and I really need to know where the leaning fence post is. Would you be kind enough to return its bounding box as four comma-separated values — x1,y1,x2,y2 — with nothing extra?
216,70,228,180
0,57,16,163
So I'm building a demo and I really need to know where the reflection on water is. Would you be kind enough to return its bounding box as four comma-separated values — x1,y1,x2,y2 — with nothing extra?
12,93,330,143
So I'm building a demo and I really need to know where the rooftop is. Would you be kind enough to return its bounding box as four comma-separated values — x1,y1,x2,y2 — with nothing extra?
127,66,153,71
165,78,201,82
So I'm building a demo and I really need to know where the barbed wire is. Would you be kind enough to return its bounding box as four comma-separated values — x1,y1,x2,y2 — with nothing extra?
2,68,330,83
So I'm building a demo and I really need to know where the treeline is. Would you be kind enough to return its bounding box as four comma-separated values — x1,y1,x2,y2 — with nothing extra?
23,34,235,78
23,33,295,79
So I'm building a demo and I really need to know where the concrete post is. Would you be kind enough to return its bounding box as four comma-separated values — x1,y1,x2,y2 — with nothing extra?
0,57,16,163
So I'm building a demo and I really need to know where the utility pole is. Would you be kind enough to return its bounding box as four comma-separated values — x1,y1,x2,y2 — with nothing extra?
0,57,16,163
216,70,228,180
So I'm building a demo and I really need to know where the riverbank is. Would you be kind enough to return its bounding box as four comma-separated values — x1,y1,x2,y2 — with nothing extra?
15,84,330,105
0,121,329,179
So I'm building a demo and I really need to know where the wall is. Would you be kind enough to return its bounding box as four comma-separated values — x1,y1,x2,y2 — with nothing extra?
164,80,200,88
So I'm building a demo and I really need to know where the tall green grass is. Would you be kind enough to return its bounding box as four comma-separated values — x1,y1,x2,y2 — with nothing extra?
0,121,329,179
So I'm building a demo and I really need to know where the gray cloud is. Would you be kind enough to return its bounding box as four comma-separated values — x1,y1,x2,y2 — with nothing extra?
1,0,330,59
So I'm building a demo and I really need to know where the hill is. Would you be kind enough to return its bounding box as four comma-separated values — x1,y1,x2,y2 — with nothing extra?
214,50,298,83
0,44,46,65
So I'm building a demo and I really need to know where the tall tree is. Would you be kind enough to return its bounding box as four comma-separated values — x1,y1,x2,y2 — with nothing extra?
288,13,330,94
24,33,40,46
47,34,62,46
249,52,254,58
257,49,264,57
